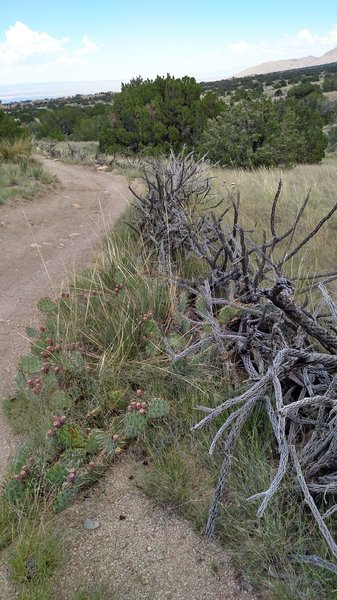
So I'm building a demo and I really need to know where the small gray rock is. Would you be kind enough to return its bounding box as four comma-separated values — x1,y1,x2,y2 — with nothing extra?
84,518,100,530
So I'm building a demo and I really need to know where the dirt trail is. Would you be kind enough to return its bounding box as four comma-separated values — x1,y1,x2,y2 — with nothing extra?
0,159,256,599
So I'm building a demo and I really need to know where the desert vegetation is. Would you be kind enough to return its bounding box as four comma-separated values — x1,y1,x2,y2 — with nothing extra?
2,150,337,598
0,107,56,203
5,65,337,167
3,60,337,598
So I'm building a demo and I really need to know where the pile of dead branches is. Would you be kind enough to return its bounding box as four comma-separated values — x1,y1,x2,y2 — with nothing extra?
129,152,337,573
128,151,215,263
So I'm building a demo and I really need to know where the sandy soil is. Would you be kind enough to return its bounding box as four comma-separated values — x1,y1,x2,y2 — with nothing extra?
0,159,256,600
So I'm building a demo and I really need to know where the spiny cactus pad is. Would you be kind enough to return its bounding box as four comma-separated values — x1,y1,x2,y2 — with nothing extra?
147,398,170,419
25,326,39,338
45,464,68,490
52,487,77,513
59,448,88,469
167,332,187,352
19,355,43,374
56,424,85,449
15,371,27,389
124,411,147,439
50,390,72,411
86,430,115,460
37,297,57,313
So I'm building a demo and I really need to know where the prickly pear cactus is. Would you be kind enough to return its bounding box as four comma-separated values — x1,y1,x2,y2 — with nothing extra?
25,326,39,338
44,464,68,491
124,411,147,439
56,424,85,449
59,448,88,469
147,398,169,419
167,332,187,353
52,487,77,513
195,296,208,316
15,371,27,389
49,390,72,411
217,305,243,325
76,464,107,488
37,297,57,313
86,430,115,460
3,479,25,505
19,355,43,374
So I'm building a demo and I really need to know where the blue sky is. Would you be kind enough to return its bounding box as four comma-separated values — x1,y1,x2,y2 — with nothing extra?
1,0,337,86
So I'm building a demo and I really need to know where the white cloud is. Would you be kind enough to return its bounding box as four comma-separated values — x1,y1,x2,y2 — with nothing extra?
0,21,100,75
196,24,337,79
295,26,337,47
75,35,99,56
227,41,249,52
0,22,68,65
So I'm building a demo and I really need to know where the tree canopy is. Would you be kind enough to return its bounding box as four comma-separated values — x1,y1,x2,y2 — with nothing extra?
99,74,222,155
200,96,328,168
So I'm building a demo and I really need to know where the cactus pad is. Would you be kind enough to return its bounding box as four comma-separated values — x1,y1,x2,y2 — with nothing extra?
86,430,115,460
124,411,147,439
52,487,77,513
37,297,57,313
147,398,169,419
19,355,43,374
45,464,68,491
56,424,85,449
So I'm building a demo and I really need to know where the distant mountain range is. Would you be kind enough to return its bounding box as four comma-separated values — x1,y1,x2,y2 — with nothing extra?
236,46,337,77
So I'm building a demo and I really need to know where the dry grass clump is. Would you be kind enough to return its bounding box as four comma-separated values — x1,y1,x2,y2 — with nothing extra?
0,137,33,162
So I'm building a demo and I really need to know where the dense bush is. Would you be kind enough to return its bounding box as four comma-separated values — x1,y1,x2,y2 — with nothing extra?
99,74,222,155
35,104,109,141
200,96,328,167
0,108,25,140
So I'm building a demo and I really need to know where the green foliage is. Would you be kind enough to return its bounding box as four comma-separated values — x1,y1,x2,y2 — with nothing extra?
147,398,170,419
0,108,25,140
86,430,115,460
99,74,222,155
124,411,147,439
200,96,328,167
37,297,57,313
34,103,109,141
19,355,43,374
56,424,85,449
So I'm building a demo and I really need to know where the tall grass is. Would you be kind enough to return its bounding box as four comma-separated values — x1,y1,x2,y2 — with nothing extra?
0,137,33,162
0,157,56,204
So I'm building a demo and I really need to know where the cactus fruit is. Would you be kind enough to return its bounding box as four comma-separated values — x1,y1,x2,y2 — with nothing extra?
37,297,57,313
19,355,43,374
86,430,116,460
147,398,169,419
124,411,147,439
